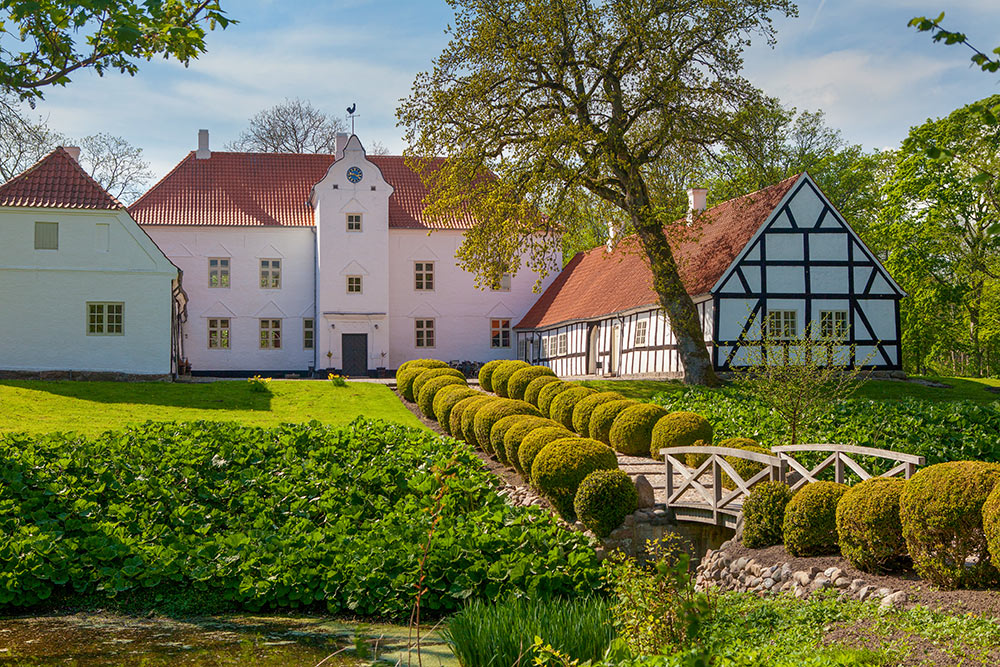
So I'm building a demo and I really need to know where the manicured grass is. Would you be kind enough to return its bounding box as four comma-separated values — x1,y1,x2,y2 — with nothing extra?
0,379,425,436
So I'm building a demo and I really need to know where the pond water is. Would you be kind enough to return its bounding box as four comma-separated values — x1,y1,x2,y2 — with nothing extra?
0,613,457,666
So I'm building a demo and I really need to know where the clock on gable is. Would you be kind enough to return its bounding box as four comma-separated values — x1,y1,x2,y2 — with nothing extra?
346,166,363,184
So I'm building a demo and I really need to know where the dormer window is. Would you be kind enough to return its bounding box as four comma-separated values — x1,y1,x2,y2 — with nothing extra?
347,213,362,232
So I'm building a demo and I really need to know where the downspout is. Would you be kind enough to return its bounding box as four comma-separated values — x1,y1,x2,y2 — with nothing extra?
313,227,320,376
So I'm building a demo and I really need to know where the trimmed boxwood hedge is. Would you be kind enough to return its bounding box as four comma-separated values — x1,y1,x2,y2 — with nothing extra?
491,361,532,398
474,399,541,454
718,438,771,490
783,481,848,557
450,395,492,442
435,386,480,432
572,392,626,435
490,414,538,465
411,367,465,403
985,483,1000,574
462,397,500,447
397,358,449,373
836,477,908,573
609,403,668,457
537,381,573,418
741,481,793,548
519,426,575,482
396,366,430,402
549,387,597,431
588,400,639,445
504,417,562,474
900,460,1000,588
574,469,638,538
532,437,619,520
507,366,557,401
477,360,506,393
417,375,467,419
651,412,713,464
524,375,561,405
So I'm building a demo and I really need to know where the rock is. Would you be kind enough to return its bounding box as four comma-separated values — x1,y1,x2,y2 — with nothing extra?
793,570,812,586
794,585,809,599
849,579,866,592
856,586,872,601
880,591,907,610
806,566,821,577
763,577,775,590
834,577,851,588
634,475,656,508
826,567,844,581
734,557,748,571
876,587,892,598
811,576,832,591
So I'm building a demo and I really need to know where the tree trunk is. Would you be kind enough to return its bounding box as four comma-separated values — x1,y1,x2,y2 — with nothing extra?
968,287,983,378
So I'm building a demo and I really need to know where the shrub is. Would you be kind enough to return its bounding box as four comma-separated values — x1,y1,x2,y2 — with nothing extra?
474,399,541,454
533,437,619,520
477,359,506,393
507,366,556,400
572,391,625,435
398,358,449,374
491,361,532,398
574,469,638,537
783,481,848,557
741,481,793,548
524,375,561,405
450,395,491,441
538,381,573,417
504,417,562,474
462,396,500,447
718,438,771,490
433,385,480,430
395,366,427,401
417,375,467,419
651,412,713,463
609,403,668,457
549,386,597,430
985,483,1000,574
900,460,1000,588
519,426,575,482
836,478,908,573
589,399,639,445
411,367,465,403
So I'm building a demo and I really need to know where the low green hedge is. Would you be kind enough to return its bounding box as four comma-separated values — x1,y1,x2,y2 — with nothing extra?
524,375,561,405
836,477,908,573
742,481,793,549
507,366,557,401
463,397,500,446
651,412,713,464
718,438,771,490
572,392,625,435
537,382,573,418
609,403,668,457
985,483,1000,574
549,387,597,431
532,437,619,520
398,358,449,374
396,366,430,402
450,395,493,442
477,360,506,393
417,375,467,419
474,399,540,454
783,481,848,557
574,469,638,538
491,361,532,398
588,400,639,445
433,385,480,431
519,426,575,482
504,417,562,474
411,367,465,403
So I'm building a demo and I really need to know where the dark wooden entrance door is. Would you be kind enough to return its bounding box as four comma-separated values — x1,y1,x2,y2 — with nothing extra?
342,334,368,377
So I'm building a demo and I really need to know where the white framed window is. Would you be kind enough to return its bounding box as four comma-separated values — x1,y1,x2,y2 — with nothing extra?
346,275,363,293
765,310,798,340
303,318,314,350
260,319,282,349
491,318,511,348
557,332,568,356
208,318,230,349
347,213,363,232
87,302,123,336
414,262,434,291
634,320,648,346
819,310,849,339
260,259,281,289
209,258,230,288
490,273,512,292
540,337,549,359
415,319,435,348
34,221,58,250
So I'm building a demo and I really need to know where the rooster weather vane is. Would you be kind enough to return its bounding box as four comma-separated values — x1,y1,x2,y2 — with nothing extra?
347,103,358,134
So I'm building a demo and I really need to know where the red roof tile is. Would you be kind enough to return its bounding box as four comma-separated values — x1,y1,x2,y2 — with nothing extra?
514,175,800,329
0,147,123,210
129,150,474,229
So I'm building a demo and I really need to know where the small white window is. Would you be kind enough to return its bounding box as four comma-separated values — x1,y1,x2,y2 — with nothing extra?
209,258,230,288
35,222,58,250
819,310,849,339
415,319,435,348
87,302,123,336
303,318,314,350
491,318,511,348
95,223,110,252
558,332,568,356
765,310,798,340
415,262,434,291
540,337,549,359
634,320,648,346
260,259,281,289
347,275,363,293
347,213,362,232
490,273,512,292
260,319,282,349
208,318,230,349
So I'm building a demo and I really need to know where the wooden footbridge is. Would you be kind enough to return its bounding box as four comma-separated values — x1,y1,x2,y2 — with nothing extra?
660,444,925,530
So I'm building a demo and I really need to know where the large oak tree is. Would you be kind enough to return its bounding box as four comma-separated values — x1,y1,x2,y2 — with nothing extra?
398,0,796,386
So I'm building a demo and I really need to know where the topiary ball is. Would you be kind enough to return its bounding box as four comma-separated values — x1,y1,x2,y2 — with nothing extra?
504,417,562,474
410,367,465,403
609,403,668,457
783,481,848,557
462,397,500,447
549,386,597,430
533,437,619,521
474,399,540,454
984,483,1000,576
572,391,626,435
900,460,1000,588
574,469,638,538
450,395,492,442
490,414,547,466
836,477,908,573
491,361,531,398
718,438,771,490
741,480,793,549
518,426,575,482
396,366,429,402
398,358,449,374
417,375,467,419
537,381,573,418
477,360,506,393
433,385,480,430
651,412,713,463
524,375,561,406
588,400,639,445
507,366,556,400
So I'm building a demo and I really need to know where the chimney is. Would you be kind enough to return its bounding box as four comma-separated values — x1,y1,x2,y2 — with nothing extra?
687,187,708,224
63,146,81,162
196,129,211,159
335,132,349,160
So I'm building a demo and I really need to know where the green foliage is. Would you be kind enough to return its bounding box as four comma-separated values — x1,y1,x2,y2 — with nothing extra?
491,361,531,398
478,360,506,393
441,596,615,667
984,483,1000,572
719,438,770,491
504,417,562,474
432,385,479,430
900,461,1000,588
783,482,848,557
651,411,713,464
508,366,557,400
411,367,465,403
396,366,429,402
0,420,602,616
742,481,793,549
836,478,908,573
609,403,668,457
247,375,271,393
525,375,561,405
462,396,500,445
450,395,492,441
909,13,1000,74
572,391,626,435
473,399,540,454
398,358,450,374
519,426,575,482
417,375,467,419
574,470,638,538
549,386,597,430
533,437,618,520
588,400,639,446
537,381,573,417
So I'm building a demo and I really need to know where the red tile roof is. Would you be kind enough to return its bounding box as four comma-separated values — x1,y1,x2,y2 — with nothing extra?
514,175,800,330
0,147,123,210
129,150,474,229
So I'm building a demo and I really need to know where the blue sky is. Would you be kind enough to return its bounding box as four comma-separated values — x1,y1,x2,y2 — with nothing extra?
29,0,1000,184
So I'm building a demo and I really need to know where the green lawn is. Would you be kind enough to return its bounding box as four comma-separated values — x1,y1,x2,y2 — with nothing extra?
0,380,425,436
580,375,1000,403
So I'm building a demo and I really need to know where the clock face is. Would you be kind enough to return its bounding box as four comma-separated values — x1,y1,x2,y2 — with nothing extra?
346,166,363,184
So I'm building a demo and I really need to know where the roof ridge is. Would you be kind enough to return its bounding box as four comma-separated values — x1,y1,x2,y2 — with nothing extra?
129,151,196,211
0,146,124,210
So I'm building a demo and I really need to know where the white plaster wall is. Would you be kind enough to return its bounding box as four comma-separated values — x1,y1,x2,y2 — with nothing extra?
0,207,175,374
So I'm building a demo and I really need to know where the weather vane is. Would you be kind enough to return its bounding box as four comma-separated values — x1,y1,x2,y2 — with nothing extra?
347,103,359,134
